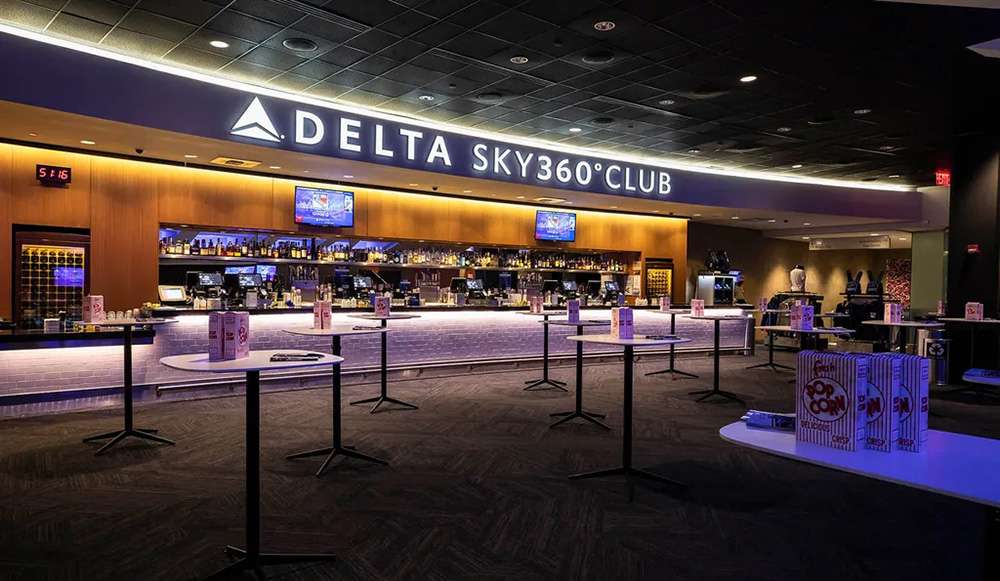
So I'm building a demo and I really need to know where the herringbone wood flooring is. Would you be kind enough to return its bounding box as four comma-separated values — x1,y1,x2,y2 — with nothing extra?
0,353,995,581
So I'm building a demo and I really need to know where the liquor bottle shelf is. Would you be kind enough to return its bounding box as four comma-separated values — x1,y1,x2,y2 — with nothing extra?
158,254,625,275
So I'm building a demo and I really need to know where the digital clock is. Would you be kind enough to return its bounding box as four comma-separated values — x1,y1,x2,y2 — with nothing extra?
36,164,72,185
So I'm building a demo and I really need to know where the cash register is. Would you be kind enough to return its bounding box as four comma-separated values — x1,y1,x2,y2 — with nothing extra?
234,273,263,308
352,276,374,303
188,271,224,309
561,280,579,300
465,279,487,305
601,281,621,305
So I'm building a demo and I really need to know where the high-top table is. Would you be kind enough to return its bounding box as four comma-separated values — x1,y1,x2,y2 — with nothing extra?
160,350,342,579
751,325,855,377
565,334,691,489
517,310,568,391
347,313,419,413
862,319,944,354
83,318,177,455
544,319,611,429
686,314,751,405
720,421,1000,580
283,326,389,475
938,318,1000,370
644,310,698,379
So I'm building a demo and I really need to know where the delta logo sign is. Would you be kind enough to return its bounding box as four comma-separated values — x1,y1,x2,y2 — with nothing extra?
229,96,673,198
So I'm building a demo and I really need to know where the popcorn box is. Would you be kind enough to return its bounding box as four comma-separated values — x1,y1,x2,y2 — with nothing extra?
374,295,391,318
884,303,902,324
223,311,250,360
659,296,671,312
82,295,105,323
313,300,332,329
567,299,581,323
796,351,868,451
691,299,705,317
617,293,625,307
611,307,634,339
865,355,901,452
208,311,225,361
757,297,768,314
965,302,984,320
936,300,946,316
529,296,544,314
893,354,930,452
790,304,814,331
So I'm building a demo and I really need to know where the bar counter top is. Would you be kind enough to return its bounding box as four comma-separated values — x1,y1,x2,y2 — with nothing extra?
0,327,156,350
152,303,754,316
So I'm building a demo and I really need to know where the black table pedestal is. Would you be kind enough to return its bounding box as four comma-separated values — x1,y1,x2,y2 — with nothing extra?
350,319,418,413
206,370,336,580
83,325,174,455
570,346,684,489
287,336,387,476
746,331,795,372
550,324,608,430
525,314,568,391
689,320,747,405
646,313,698,379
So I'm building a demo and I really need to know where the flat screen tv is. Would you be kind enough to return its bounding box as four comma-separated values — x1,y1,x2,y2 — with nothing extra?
294,186,354,227
535,210,576,242
255,264,277,281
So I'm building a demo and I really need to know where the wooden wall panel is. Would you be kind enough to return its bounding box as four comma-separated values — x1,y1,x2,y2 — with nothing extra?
0,145,11,318
89,158,160,310
10,147,91,228
158,166,274,230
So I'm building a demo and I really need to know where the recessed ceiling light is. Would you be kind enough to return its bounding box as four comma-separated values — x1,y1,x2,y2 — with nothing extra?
803,222,811,226
888,174,901,178
731,216,740,220
269,165,281,169
408,183,419,186
516,195,525,199
568,127,582,133
688,148,701,153
878,145,895,151
767,219,777,223
510,56,529,64
692,213,702,217
184,154,198,158
209,40,229,49
303,170,310,173
463,189,472,193
652,210,660,213
792,164,803,169
27,131,37,137
79,139,95,145
593,20,616,32
282,37,318,52
802,236,811,240
776,127,792,133
563,201,573,204
899,237,907,241
739,75,758,83
870,233,880,236
853,108,872,115
343,174,353,178
658,98,675,106
610,206,618,209
417,94,435,101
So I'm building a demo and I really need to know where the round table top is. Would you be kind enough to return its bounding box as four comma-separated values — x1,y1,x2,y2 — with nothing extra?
861,320,945,328
516,310,566,316
758,325,854,335
820,312,850,318
284,326,388,337
687,314,749,321
567,334,692,347
160,350,343,373
938,317,1000,325
348,313,420,321
543,319,610,327
90,318,177,327
647,309,690,315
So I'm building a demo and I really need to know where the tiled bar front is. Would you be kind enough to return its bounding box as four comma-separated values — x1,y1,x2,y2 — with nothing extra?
0,309,751,400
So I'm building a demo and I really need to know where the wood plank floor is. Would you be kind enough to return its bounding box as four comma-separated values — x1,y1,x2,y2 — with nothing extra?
0,352,996,581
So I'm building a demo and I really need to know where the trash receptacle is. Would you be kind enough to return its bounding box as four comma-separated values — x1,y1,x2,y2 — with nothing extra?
923,335,950,387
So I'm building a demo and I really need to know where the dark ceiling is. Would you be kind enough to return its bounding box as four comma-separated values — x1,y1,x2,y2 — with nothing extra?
3,0,998,186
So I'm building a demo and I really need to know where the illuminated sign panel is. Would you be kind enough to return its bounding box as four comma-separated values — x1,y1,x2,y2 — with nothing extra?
228,97,672,198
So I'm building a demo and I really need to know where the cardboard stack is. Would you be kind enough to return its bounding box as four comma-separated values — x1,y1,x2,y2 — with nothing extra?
82,295,105,323
790,303,814,331
965,302,984,320
566,299,581,323
374,295,391,318
865,355,901,452
884,303,902,324
611,307,634,340
795,351,868,451
690,299,705,317
209,311,250,361
312,300,333,329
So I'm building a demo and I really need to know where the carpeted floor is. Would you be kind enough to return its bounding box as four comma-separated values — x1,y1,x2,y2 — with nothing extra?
0,351,996,581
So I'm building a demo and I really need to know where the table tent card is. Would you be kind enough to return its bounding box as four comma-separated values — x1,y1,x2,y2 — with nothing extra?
659,296,671,312
83,295,105,323
567,299,581,323
884,303,902,324
965,302,984,320
611,307,634,339
690,299,705,317
374,295,391,318
796,351,868,451
790,304,814,331
529,296,544,314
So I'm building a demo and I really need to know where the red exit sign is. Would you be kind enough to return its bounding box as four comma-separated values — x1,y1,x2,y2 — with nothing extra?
935,169,951,186
36,164,72,186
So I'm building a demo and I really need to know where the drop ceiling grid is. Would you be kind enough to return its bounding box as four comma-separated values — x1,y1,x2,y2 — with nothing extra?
5,0,998,185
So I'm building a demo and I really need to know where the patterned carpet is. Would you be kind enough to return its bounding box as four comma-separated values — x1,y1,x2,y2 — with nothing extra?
0,351,996,581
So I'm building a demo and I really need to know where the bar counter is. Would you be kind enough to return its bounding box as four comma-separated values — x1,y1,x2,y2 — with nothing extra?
0,306,753,408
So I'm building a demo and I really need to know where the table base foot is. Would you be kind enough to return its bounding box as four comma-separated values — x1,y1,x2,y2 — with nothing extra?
745,362,794,372
689,389,746,406
286,445,388,476
203,546,337,580
84,429,175,455
645,367,699,379
350,395,418,414
569,465,685,488
524,378,568,391
549,410,610,430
